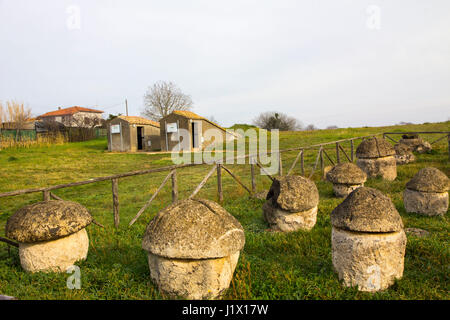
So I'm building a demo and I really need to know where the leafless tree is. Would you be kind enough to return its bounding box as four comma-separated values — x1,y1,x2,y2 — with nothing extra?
0,102,4,129
0,102,4,139
2,100,32,140
142,81,193,121
207,115,220,125
305,124,318,131
252,111,302,131
107,113,122,121
66,116,102,142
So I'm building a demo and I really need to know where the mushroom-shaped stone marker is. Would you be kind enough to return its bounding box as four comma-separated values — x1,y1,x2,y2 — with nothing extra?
394,143,415,165
356,137,397,180
5,200,92,273
331,187,407,292
403,167,449,216
263,175,319,232
142,199,245,300
399,134,432,154
326,162,367,198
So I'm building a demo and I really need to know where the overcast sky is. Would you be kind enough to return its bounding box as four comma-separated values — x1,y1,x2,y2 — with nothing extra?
1,0,449,128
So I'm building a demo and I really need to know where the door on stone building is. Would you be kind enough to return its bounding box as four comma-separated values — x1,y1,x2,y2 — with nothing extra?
137,126,143,150
192,122,199,149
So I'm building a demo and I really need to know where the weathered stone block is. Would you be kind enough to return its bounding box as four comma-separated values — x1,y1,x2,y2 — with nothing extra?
263,202,317,232
356,156,397,180
19,229,89,273
332,228,406,292
332,183,364,198
147,251,239,300
399,138,432,153
395,153,415,165
403,188,448,216
142,199,245,300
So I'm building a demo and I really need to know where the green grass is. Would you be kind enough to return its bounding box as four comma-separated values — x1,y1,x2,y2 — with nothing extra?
0,121,449,300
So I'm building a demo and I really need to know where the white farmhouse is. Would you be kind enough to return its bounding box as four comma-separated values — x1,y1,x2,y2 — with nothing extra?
37,106,104,127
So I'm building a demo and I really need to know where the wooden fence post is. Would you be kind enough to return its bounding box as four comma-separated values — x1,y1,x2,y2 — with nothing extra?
112,178,119,228
217,164,223,202
278,152,283,176
308,147,322,179
171,170,178,203
250,157,256,194
300,150,304,176
448,134,450,160
43,190,50,201
350,140,354,162
336,142,340,163
320,148,324,176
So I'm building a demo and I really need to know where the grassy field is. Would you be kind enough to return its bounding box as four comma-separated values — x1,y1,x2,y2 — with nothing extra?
0,121,449,300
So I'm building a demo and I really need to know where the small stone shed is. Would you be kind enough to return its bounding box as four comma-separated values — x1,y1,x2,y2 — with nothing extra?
159,110,237,152
107,116,161,152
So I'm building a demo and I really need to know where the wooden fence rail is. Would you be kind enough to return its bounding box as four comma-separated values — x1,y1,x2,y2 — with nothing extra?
129,170,175,226
0,131,448,234
383,131,450,160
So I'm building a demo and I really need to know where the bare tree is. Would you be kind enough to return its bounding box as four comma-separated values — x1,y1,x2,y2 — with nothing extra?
207,115,220,125
0,102,4,129
0,102,4,138
252,111,302,131
67,116,102,142
107,113,122,121
3,100,32,140
142,81,193,121
305,124,318,131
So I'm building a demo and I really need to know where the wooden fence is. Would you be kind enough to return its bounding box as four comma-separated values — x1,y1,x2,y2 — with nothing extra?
0,131,449,237
383,131,450,159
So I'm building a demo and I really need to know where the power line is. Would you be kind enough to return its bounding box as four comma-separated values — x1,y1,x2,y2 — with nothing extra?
98,101,125,111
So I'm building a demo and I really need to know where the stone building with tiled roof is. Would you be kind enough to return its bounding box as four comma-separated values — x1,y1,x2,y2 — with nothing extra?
117,116,160,128
37,106,104,127
159,110,237,152
107,115,161,152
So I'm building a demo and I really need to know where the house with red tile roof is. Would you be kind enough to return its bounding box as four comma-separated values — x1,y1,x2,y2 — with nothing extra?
37,106,104,127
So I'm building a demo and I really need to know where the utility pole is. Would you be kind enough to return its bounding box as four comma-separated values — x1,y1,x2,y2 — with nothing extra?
125,99,128,116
